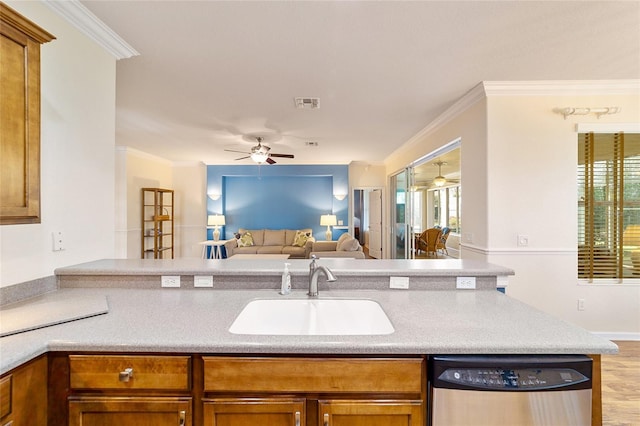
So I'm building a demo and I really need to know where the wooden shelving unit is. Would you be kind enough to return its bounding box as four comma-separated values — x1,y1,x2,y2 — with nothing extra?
141,188,174,259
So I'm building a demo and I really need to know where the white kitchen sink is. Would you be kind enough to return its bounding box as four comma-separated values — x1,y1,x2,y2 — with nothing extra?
228,298,395,335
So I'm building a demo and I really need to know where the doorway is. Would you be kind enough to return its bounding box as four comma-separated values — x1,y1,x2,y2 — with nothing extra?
390,169,414,259
392,139,461,259
352,187,383,259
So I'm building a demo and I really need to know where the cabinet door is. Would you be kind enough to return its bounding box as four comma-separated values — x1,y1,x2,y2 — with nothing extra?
203,398,305,426
0,355,47,426
68,397,191,426
318,400,423,426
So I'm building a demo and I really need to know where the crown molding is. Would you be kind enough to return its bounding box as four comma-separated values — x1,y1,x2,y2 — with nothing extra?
116,146,173,165
390,79,639,158
389,82,486,155
483,80,640,96
42,0,139,60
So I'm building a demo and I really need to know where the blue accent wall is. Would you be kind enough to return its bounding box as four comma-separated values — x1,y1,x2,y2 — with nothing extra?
207,165,348,240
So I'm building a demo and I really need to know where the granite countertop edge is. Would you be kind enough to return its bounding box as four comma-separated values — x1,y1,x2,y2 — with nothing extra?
53,258,516,277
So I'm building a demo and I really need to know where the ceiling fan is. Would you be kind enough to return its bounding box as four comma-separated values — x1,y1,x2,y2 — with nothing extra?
432,161,459,187
225,136,294,165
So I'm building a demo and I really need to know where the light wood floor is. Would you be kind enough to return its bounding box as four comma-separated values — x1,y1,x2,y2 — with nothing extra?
602,340,640,426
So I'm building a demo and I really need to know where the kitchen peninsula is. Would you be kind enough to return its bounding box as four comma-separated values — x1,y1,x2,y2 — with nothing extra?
0,258,617,425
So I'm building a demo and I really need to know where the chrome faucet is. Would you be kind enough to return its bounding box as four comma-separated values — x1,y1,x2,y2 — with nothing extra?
308,255,337,297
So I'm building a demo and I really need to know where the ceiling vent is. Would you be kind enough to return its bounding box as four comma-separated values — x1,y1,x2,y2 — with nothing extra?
305,141,319,147
294,97,320,109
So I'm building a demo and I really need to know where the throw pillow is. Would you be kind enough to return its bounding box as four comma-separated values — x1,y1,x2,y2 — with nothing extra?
336,233,352,250
338,237,360,252
237,231,254,247
337,232,350,245
293,230,310,247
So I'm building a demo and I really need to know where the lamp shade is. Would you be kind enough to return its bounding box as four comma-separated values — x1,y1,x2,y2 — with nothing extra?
208,214,226,226
320,214,337,227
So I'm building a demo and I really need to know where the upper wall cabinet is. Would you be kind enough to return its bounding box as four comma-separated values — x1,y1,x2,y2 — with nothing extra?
0,3,55,225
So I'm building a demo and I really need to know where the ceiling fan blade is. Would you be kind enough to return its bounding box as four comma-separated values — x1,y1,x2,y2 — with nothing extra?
234,155,250,160
270,153,295,158
225,149,250,154
266,157,276,165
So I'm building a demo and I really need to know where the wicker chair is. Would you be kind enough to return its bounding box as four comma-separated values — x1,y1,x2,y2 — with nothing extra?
417,228,442,257
436,227,450,255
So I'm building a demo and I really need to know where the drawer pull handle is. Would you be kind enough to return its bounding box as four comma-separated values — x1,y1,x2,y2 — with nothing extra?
324,413,329,426
295,411,300,426
118,367,133,382
179,410,186,426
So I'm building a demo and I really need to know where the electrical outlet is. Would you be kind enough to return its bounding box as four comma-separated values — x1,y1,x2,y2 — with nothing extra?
456,276,476,289
578,298,585,311
389,276,409,289
161,275,181,288
517,234,529,247
194,275,214,288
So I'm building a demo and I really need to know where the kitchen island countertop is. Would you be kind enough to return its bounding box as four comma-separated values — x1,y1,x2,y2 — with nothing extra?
0,283,618,375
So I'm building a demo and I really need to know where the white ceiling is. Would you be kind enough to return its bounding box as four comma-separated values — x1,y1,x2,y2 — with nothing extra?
80,1,640,166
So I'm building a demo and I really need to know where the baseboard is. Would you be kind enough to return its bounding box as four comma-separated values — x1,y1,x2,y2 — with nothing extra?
593,332,640,341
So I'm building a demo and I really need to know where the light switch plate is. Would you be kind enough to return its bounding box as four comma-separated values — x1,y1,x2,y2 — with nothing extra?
194,275,214,288
52,231,64,251
161,275,181,288
389,276,409,289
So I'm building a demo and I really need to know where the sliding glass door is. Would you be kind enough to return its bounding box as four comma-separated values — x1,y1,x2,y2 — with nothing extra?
390,168,415,259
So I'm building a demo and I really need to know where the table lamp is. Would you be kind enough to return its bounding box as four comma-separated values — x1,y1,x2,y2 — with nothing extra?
208,214,226,241
320,214,337,241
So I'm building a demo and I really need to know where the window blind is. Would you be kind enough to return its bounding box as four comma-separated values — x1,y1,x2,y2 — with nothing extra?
578,132,640,281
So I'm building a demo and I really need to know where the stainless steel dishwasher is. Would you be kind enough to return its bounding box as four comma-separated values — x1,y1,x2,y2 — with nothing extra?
429,355,592,426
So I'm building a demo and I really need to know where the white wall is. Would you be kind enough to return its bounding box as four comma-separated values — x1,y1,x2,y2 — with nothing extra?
485,93,640,336
385,92,488,259
0,1,116,288
114,149,206,259
115,148,173,258
386,83,640,335
173,162,207,258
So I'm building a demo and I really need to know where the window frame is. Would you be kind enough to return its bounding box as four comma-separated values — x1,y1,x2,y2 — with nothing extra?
578,131,640,283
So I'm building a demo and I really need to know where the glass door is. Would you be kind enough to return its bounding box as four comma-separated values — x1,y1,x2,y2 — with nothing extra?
390,168,415,259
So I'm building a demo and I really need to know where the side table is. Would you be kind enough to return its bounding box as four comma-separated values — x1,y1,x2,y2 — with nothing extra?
199,240,229,259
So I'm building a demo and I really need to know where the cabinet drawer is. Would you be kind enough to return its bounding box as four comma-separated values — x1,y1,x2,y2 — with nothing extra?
69,355,190,391
204,357,424,393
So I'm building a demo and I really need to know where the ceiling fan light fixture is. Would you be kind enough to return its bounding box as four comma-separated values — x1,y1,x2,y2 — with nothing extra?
250,151,269,164
433,175,447,187
433,161,448,187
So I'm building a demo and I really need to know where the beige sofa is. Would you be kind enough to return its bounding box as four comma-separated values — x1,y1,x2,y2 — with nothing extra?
310,233,366,259
223,228,314,259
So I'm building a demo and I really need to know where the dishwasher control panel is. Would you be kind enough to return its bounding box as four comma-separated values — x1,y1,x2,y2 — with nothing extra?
430,355,592,392
437,367,588,391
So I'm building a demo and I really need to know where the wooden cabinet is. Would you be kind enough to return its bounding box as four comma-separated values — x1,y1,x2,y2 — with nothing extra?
203,398,305,426
0,355,47,426
67,355,192,426
68,397,191,426
202,356,425,426
141,188,174,259
318,399,423,426
48,353,426,426
0,3,55,225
